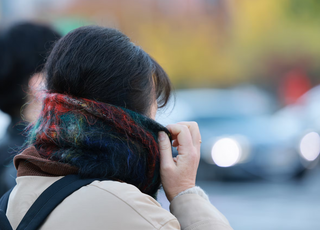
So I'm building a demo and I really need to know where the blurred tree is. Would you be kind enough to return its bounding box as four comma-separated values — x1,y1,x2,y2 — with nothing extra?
29,0,320,89
230,0,320,88
287,0,320,20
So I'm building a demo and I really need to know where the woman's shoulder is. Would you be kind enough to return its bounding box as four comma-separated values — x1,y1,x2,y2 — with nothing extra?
43,179,179,229
89,180,161,207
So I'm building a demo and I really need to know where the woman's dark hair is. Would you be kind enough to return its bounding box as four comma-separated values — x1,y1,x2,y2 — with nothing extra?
0,22,61,116
45,26,171,116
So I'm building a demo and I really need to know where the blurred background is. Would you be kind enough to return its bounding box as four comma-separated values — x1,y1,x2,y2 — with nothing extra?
0,0,320,229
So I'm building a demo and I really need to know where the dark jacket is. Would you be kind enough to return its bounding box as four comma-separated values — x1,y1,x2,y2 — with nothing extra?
0,118,25,196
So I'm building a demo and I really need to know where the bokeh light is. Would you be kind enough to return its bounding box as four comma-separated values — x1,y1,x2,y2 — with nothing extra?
211,137,242,167
299,132,320,161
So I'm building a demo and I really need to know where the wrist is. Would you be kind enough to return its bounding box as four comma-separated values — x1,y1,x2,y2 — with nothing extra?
171,186,210,202
166,184,195,202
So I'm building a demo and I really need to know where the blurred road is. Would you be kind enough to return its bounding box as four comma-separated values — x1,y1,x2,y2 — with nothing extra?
158,167,320,230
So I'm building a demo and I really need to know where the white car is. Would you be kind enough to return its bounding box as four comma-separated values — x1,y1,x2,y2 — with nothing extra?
157,85,320,181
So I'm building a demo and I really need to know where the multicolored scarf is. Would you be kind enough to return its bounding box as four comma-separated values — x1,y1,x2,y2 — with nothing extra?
25,93,171,198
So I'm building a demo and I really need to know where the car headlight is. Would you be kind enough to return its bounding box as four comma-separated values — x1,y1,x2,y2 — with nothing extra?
299,132,320,161
211,137,242,167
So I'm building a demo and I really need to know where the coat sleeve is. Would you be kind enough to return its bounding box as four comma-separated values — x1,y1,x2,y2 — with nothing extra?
168,193,233,230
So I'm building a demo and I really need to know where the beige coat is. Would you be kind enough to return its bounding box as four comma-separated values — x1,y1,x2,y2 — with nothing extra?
7,176,233,230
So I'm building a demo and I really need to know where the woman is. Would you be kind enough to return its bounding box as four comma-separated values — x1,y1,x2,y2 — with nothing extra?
6,26,232,229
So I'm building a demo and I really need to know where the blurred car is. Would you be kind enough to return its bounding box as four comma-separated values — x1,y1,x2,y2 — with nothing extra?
271,85,320,169
157,85,319,181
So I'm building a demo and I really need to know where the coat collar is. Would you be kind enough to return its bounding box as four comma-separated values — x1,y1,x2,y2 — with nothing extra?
14,146,78,177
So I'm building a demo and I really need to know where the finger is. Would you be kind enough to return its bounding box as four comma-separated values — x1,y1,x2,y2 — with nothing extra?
172,140,179,147
177,122,201,148
173,157,178,164
166,124,193,155
158,131,175,169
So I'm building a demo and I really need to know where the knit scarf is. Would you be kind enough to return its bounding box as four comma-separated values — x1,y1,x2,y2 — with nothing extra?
24,93,171,198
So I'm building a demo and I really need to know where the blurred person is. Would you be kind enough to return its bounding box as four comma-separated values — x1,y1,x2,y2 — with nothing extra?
1,26,232,229
0,22,61,196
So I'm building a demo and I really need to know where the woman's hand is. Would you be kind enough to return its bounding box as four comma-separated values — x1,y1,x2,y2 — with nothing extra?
158,122,201,202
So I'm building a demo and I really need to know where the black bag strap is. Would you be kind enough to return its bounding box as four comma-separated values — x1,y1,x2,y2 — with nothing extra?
15,175,99,230
0,211,13,230
0,188,13,214
0,188,14,230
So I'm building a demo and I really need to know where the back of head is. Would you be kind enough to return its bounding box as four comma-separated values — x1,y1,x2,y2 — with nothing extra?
0,22,61,117
27,26,172,198
45,26,171,116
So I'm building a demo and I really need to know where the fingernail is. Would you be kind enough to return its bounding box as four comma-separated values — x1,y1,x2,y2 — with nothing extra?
158,131,166,141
